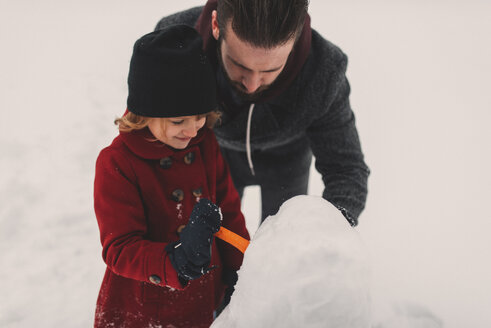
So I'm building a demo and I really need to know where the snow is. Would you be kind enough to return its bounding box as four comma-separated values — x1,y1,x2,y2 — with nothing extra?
1,0,491,327
212,196,371,328
214,196,443,328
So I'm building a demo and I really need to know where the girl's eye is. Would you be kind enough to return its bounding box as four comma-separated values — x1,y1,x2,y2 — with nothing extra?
171,120,184,125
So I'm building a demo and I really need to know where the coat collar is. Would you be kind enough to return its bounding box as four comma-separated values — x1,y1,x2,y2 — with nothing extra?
119,127,209,160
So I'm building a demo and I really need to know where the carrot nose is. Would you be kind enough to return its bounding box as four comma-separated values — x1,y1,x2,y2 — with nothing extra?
215,227,250,254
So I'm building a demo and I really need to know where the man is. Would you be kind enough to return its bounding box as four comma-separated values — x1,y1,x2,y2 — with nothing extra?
156,0,369,226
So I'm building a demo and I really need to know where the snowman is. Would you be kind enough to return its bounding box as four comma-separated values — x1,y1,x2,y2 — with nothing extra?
212,195,371,328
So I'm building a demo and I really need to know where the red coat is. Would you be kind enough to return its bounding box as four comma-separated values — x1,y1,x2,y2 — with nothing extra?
93,127,249,328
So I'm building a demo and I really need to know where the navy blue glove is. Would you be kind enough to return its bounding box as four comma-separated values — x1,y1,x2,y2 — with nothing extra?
166,198,221,282
222,269,238,305
216,269,238,316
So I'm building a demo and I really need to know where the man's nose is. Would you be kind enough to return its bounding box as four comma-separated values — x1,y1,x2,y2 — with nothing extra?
241,72,262,93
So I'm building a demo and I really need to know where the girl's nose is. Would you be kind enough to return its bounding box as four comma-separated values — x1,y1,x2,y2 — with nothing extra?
182,125,198,138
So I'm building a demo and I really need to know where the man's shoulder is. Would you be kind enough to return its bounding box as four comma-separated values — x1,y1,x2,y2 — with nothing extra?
308,28,348,74
154,6,204,31
281,29,351,117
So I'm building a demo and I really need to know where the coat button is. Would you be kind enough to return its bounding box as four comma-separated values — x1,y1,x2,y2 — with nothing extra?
177,225,186,234
192,188,202,198
160,157,172,169
149,275,162,285
184,152,195,164
171,189,184,202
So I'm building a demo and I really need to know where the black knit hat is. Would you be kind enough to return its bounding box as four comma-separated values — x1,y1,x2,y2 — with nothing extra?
127,25,217,117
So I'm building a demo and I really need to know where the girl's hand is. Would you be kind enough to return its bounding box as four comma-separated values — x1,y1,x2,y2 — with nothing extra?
166,199,222,281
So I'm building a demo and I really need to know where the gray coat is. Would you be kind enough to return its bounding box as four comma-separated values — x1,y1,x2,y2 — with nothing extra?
155,6,369,225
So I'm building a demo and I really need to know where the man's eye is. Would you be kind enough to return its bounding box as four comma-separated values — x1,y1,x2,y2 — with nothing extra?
171,120,184,125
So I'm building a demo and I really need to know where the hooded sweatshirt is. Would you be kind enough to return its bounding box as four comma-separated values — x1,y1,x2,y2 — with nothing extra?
155,1,369,224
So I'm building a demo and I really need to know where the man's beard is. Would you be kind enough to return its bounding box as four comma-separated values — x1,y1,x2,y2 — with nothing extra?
216,37,273,103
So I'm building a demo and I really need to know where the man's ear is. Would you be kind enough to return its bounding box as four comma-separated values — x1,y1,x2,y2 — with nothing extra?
211,10,220,40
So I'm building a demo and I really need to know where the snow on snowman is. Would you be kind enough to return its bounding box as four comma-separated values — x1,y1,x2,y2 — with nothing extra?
212,195,442,328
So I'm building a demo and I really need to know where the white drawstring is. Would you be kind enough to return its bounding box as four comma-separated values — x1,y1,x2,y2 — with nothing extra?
246,103,255,176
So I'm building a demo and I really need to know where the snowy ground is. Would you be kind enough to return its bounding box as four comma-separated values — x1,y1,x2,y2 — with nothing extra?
1,0,490,327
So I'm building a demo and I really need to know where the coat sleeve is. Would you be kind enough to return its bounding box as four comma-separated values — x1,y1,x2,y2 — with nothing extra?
210,135,250,271
94,147,185,290
306,54,370,226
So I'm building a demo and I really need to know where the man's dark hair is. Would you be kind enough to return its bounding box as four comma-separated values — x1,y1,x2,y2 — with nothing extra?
217,0,309,48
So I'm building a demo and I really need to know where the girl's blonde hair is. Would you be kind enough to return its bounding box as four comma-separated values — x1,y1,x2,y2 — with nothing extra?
115,110,221,133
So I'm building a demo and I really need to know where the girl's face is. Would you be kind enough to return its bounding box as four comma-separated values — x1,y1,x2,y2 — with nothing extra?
148,115,207,149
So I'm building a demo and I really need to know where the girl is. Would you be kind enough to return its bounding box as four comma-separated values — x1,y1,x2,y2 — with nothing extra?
93,25,249,327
